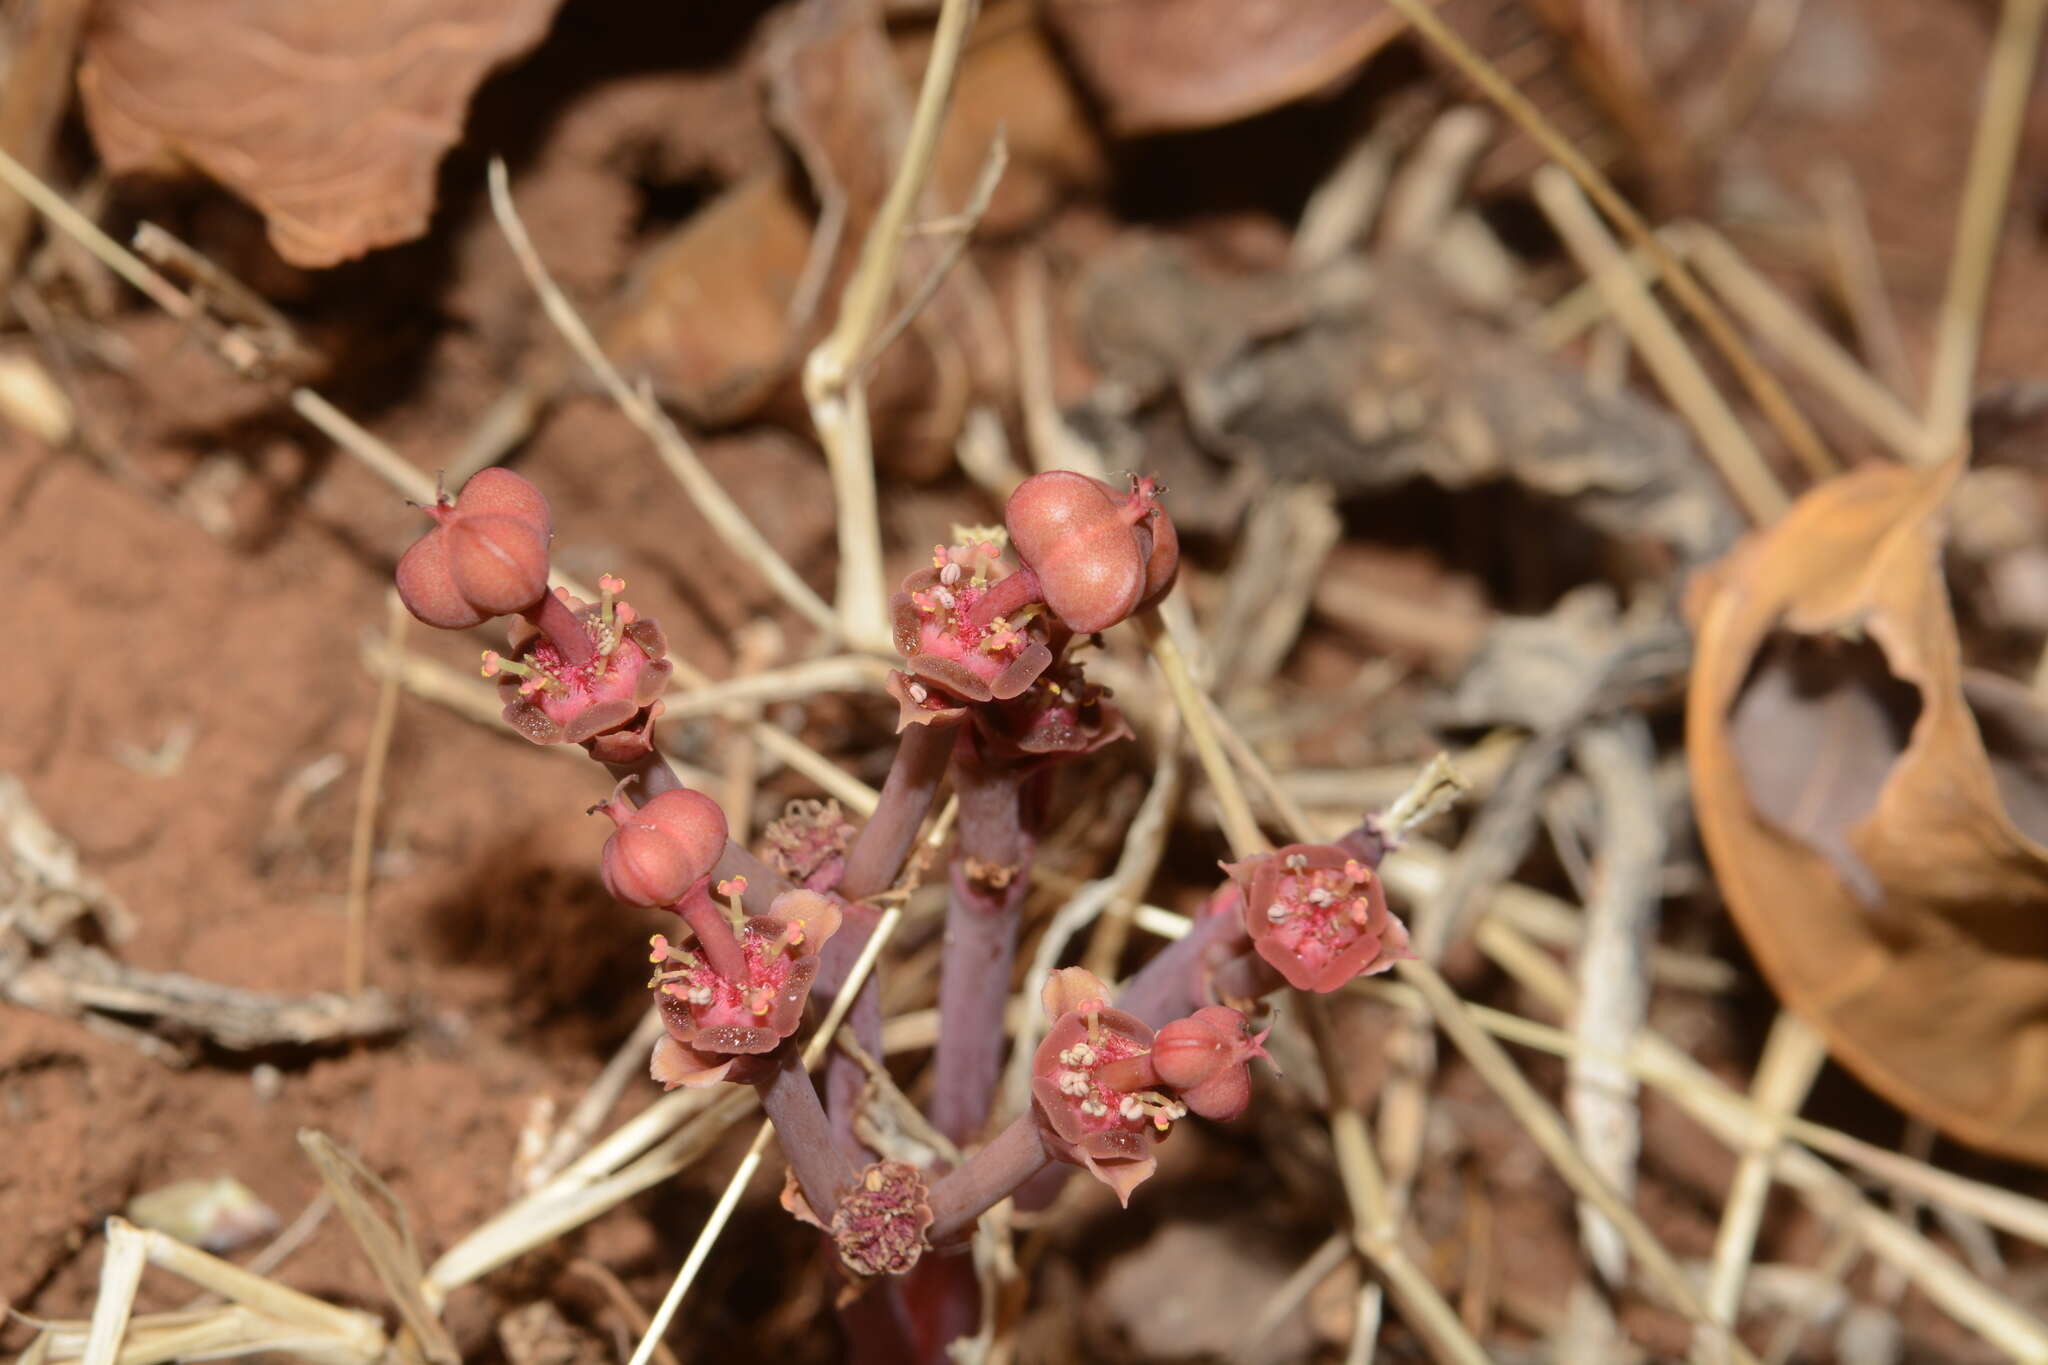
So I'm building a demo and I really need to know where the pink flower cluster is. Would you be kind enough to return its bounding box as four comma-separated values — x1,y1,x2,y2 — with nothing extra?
1028,968,1268,1204
1224,843,1413,993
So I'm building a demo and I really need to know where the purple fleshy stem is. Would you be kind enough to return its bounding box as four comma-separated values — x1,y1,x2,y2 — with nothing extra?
755,1046,855,1224
925,1111,1050,1244
1112,907,1247,1028
523,588,597,667
840,718,956,901
929,742,1039,1144
824,719,955,1161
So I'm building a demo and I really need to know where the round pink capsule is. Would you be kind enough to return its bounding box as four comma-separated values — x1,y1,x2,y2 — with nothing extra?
599,788,730,908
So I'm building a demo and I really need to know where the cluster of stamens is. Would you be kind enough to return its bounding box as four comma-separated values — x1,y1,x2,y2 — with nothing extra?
646,877,803,1022
908,541,1036,661
1048,1014,1179,1136
1266,853,1377,935
481,575,636,696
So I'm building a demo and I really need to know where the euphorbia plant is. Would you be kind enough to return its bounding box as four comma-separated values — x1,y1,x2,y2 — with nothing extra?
389,466,1411,1360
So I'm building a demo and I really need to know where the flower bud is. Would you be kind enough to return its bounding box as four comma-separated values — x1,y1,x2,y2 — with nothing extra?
395,469,554,629
598,787,729,908
1004,471,1147,633
1152,1006,1269,1122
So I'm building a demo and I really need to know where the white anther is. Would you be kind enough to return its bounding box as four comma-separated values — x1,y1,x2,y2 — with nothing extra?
1284,853,1309,871
687,984,715,1006
1079,1098,1109,1118
1069,1043,1098,1067
1057,1070,1091,1097
1307,887,1336,908
1165,1100,1187,1120
939,562,962,586
1118,1095,1145,1122
1266,902,1291,923
933,586,957,609
908,681,930,703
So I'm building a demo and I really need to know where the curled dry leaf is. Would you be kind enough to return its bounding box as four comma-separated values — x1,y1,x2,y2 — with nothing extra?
1687,458,2048,1161
79,0,566,267
1042,0,1405,134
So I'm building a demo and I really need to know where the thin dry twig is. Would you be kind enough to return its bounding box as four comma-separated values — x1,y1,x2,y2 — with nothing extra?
1673,223,1932,464
484,158,838,639
297,1131,458,1365
1304,997,1491,1365
0,148,435,502
1698,1012,1829,1361
1532,166,1787,524
1136,608,1264,857
1378,0,1835,485
802,0,983,650
1565,720,1662,1287
1812,162,1916,404
1474,921,2048,1359
1924,0,2048,450
344,594,407,996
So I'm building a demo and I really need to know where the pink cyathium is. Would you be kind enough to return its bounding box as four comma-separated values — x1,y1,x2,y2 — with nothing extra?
1028,967,1183,1206
889,539,1054,722
649,885,843,1088
1228,843,1412,993
488,579,673,752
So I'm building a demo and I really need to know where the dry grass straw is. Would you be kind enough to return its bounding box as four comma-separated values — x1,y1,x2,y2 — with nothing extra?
1925,0,2048,451
485,159,838,640
1378,0,1833,488
296,1131,458,1365
20,1217,388,1365
802,0,983,651
1696,1012,1829,1362
343,592,407,996
1532,166,1787,524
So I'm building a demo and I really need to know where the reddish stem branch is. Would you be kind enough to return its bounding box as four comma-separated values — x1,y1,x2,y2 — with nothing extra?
925,1112,1051,1243
929,745,1039,1144
755,1046,855,1224
840,719,956,900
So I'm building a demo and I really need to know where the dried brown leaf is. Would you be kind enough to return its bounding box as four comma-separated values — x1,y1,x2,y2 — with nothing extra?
79,0,565,267
1042,0,1405,135
1687,459,2048,1162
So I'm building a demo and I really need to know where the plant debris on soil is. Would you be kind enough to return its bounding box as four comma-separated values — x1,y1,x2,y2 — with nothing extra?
5,1,2048,1362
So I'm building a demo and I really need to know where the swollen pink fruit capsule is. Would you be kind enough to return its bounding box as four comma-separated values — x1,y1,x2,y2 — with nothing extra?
1004,471,1150,633
396,468,554,629
1152,1006,1269,1122
598,787,729,908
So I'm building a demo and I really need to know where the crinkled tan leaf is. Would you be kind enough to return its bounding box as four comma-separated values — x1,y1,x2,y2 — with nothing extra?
1042,0,1404,134
79,0,565,267
1687,458,2048,1162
